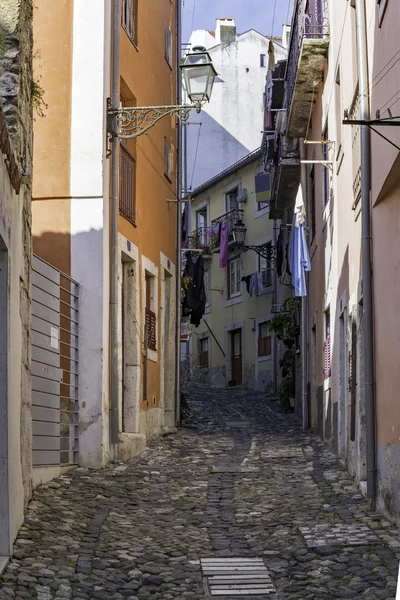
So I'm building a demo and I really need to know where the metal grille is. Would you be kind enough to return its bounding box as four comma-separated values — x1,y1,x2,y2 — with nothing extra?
145,308,156,351
210,209,244,251
119,145,136,225
323,337,331,379
200,558,277,597
31,256,79,467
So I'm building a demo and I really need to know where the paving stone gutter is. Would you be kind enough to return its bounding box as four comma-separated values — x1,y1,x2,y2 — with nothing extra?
0,384,399,599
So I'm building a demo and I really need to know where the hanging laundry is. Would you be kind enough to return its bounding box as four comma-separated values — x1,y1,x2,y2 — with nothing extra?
268,40,275,71
206,223,220,238
182,252,194,317
249,272,262,297
241,274,252,294
190,255,206,327
219,220,230,268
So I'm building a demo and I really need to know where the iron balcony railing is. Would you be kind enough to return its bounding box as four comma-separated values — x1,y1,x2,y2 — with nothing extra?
187,226,211,254
286,0,329,118
210,209,244,251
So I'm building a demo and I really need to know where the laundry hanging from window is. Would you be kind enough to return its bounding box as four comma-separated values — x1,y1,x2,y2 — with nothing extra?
181,252,206,327
241,272,262,297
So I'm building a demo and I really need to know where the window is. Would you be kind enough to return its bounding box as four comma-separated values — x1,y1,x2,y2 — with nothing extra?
122,0,137,45
145,274,156,351
164,25,172,68
164,137,172,181
199,338,209,368
226,187,239,213
255,172,271,210
323,308,331,379
322,126,330,206
196,207,208,245
204,270,210,307
258,322,272,357
309,167,316,240
119,145,136,225
228,256,241,298
260,54,266,67
259,243,272,287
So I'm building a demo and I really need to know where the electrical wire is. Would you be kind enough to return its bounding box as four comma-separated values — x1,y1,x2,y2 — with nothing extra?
271,0,277,37
379,89,400,114
359,49,400,99
190,123,202,191
191,0,196,34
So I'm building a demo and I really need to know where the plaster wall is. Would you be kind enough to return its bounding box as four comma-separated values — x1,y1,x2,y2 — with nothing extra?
186,29,287,189
190,157,274,390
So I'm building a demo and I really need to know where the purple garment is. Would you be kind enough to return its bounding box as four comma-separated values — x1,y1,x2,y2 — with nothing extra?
261,270,270,287
206,224,220,238
219,221,230,268
249,273,262,297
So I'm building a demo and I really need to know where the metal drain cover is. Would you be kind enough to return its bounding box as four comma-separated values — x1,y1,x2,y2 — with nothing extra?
200,557,277,597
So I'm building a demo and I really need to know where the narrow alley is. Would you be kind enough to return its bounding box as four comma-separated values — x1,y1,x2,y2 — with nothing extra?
1,387,399,600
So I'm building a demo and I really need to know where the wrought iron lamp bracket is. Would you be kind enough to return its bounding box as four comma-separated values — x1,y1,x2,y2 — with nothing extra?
241,244,277,260
106,97,203,140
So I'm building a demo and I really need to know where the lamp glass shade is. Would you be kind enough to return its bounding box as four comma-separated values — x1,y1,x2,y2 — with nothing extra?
233,219,247,245
181,47,217,104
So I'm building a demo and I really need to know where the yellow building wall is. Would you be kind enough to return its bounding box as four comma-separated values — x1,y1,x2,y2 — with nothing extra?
189,158,274,390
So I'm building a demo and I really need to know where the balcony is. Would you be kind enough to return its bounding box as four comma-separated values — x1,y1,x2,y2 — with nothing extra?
186,227,212,255
270,136,301,220
286,0,329,137
211,209,244,252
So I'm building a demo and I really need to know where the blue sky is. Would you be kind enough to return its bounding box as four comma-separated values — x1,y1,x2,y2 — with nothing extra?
182,0,294,45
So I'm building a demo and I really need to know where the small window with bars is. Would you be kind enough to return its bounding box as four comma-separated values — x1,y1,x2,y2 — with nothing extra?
119,145,136,225
199,338,209,368
324,309,331,379
145,274,157,351
164,137,172,181
258,322,272,357
164,25,172,67
259,245,272,287
122,0,137,45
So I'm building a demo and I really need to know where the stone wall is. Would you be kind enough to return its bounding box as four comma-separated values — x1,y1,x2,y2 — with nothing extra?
0,0,33,511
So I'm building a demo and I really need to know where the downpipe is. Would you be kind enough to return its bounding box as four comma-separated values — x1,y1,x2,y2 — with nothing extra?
355,0,376,504
110,0,120,445
174,0,182,426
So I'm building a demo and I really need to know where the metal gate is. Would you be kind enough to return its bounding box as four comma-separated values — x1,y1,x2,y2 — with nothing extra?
31,256,79,467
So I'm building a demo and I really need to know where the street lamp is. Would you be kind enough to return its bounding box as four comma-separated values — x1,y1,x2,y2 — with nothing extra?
233,220,276,260
107,46,217,139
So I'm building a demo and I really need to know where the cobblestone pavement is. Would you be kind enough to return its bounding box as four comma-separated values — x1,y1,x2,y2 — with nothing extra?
1,385,400,600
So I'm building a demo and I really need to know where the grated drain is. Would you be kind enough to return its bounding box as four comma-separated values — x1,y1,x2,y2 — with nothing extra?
200,557,277,597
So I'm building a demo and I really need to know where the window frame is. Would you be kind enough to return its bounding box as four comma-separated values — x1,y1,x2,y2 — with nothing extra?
225,187,239,213
258,321,272,358
258,243,273,287
164,24,173,68
377,0,389,26
199,337,209,368
145,273,157,351
228,256,241,299
122,0,138,46
260,53,266,67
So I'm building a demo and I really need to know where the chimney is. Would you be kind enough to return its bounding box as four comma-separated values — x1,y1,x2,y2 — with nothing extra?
215,18,236,46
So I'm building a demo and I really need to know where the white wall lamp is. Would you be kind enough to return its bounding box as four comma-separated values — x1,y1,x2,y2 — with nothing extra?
107,46,217,140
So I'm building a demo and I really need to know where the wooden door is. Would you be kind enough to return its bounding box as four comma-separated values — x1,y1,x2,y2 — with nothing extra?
231,329,242,386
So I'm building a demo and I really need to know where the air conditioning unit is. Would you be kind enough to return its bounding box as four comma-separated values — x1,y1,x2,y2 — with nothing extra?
238,188,248,202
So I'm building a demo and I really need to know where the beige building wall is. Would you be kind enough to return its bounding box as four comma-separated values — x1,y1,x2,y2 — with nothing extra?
297,0,400,523
188,154,275,391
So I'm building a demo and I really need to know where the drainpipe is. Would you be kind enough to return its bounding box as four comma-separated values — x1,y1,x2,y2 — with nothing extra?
110,0,120,445
355,0,376,504
272,221,278,394
174,0,182,426
300,144,308,430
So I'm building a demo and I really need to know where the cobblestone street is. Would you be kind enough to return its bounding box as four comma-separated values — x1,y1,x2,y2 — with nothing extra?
1,386,400,600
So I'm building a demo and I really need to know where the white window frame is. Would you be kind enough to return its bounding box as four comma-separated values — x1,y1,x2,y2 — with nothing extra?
377,0,389,26
122,0,137,45
228,256,241,299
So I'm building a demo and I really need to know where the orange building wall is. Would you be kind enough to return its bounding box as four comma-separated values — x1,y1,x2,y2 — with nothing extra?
117,0,177,412
32,0,73,273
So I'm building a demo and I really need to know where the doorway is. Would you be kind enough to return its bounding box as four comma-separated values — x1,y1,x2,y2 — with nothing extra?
0,237,9,558
230,329,242,386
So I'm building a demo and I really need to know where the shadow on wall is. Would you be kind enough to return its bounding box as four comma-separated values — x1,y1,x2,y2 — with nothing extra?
186,110,251,191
